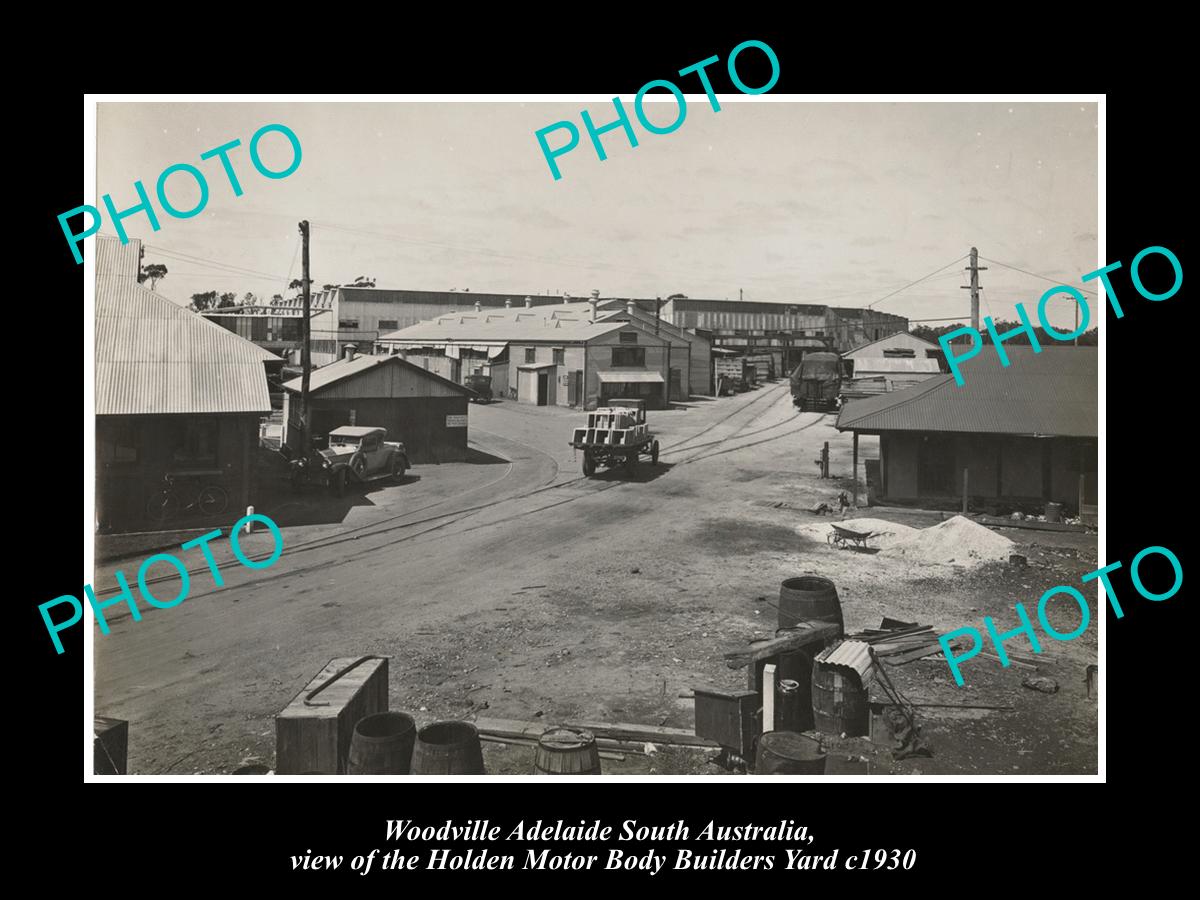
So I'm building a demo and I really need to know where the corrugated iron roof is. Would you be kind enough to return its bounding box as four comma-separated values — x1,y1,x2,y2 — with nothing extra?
95,238,277,416
815,640,874,678
281,352,474,396
379,308,639,344
842,331,938,356
837,346,1097,437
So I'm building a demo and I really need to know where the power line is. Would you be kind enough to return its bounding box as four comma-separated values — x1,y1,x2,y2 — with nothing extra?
143,243,289,281
978,255,1097,296
866,255,968,309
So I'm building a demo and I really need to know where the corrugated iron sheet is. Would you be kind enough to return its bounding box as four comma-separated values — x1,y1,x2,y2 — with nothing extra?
851,357,942,374
816,640,874,678
837,346,1097,437
280,353,473,397
95,239,277,416
95,236,141,278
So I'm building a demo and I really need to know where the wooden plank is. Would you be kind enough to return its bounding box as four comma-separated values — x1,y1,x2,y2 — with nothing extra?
724,620,841,669
762,664,776,735
474,716,719,749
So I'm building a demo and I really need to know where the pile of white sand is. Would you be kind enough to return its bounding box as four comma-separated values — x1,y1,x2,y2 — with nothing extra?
796,517,919,550
880,515,1015,568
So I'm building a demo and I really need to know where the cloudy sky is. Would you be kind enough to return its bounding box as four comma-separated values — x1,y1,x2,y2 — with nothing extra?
95,100,1098,328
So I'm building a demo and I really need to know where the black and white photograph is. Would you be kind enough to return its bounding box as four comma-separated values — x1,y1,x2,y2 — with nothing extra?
77,95,1106,781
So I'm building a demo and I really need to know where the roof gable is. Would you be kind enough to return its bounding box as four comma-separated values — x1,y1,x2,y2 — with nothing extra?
95,237,276,416
837,347,1097,437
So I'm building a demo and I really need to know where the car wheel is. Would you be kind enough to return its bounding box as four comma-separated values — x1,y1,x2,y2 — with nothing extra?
391,456,407,483
332,469,347,496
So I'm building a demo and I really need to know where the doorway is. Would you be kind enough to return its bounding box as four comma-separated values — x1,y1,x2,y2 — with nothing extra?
537,371,549,406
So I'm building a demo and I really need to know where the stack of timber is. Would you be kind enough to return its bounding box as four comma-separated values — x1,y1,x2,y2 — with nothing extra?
845,618,962,666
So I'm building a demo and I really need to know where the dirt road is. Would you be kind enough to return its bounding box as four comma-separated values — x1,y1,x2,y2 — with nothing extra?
93,383,1096,775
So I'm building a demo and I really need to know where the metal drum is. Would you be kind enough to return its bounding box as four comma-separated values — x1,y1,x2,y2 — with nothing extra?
755,731,826,775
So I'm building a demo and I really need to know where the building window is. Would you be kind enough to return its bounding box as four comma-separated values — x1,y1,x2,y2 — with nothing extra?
553,348,565,365
619,331,638,343
525,347,537,364
378,319,398,331
169,419,219,468
339,319,360,329
611,347,645,367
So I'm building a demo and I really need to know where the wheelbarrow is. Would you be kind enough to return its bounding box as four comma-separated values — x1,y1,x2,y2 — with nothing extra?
827,523,876,551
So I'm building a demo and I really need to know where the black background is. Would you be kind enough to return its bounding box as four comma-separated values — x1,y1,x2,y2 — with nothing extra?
26,24,1185,885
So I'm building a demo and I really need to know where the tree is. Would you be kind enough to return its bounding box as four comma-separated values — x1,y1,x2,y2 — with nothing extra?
288,278,304,292
139,262,168,291
189,290,220,312
322,283,339,291
218,292,238,308
270,294,284,305
243,292,258,305
352,275,376,287
911,321,1099,347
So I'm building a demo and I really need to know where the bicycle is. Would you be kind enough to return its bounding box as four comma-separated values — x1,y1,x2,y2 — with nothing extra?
144,473,229,524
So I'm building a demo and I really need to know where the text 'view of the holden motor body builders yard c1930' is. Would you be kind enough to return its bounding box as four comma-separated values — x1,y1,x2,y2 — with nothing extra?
80,96,1110,779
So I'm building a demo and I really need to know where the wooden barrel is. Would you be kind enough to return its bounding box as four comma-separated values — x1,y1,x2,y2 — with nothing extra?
755,731,826,775
811,661,869,736
347,712,416,775
410,721,486,775
778,576,843,634
534,727,602,775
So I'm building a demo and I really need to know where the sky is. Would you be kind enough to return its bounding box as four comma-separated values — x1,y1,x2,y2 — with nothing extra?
95,100,1099,329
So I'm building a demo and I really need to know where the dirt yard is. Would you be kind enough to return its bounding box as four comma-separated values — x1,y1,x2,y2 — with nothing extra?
92,382,1097,776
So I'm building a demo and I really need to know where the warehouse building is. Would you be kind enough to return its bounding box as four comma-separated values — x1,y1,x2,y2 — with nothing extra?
95,236,278,532
275,287,566,366
836,347,1097,514
281,349,475,463
378,301,675,409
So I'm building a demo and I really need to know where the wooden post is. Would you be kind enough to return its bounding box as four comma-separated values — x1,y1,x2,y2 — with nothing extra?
852,432,859,507
962,467,969,514
299,220,312,458
762,663,777,733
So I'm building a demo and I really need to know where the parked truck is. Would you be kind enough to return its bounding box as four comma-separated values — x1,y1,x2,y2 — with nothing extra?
790,352,844,411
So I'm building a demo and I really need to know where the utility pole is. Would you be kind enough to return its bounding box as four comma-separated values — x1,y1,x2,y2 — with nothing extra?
299,220,312,458
655,296,661,336
961,247,987,331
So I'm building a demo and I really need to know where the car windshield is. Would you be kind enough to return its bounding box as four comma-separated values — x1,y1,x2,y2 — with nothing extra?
328,435,361,448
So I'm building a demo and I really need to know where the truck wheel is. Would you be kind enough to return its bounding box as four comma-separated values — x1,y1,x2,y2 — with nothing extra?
391,455,407,484
651,440,660,465
582,453,596,477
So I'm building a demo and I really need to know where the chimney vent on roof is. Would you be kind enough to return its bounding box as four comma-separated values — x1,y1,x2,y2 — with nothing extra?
474,301,482,312
343,343,358,362
626,300,635,315
591,289,600,301
525,296,533,308
562,293,571,305
505,299,512,308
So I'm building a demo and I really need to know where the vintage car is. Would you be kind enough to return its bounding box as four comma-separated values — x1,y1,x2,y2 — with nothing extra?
290,426,409,494
464,373,493,402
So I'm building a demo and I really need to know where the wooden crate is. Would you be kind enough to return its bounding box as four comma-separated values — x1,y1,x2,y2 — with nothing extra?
94,716,128,774
693,688,759,759
275,657,389,774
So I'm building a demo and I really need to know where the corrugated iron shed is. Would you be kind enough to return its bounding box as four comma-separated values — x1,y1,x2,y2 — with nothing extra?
837,346,1097,438
95,236,277,416
281,352,474,396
